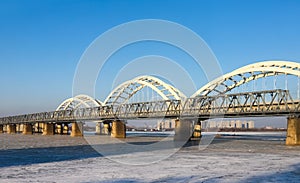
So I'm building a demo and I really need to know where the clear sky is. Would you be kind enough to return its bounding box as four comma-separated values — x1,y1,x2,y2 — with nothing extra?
0,0,300,117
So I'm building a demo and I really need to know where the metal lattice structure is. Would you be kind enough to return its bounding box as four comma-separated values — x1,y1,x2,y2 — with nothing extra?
183,89,299,118
1,61,300,125
56,94,102,111
1,90,299,125
104,75,186,105
192,61,300,97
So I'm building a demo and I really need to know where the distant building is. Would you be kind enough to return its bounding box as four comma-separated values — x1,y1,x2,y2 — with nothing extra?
157,120,176,130
157,119,255,130
203,120,254,129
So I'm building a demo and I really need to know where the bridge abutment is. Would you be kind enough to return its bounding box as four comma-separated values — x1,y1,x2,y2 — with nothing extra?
71,122,83,137
23,124,33,135
7,124,16,134
286,117,300,145
42,123,55,135
111,120,126,138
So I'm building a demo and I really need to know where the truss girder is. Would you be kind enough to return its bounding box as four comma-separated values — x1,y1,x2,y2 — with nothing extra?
184,89,296,118
1,89,300,125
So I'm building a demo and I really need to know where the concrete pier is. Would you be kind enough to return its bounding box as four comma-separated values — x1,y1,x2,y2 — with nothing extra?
286,117,300,145
71,122,83,137
103,122,111,135
95,122,102,135
43,123,54,135
111,120,126,138
56,124,63,134
174,119,192,141
7,124,16,134
34,123,43,133
193,122,201,138
23,124,33,135
16,124,22,133
63,123,69,134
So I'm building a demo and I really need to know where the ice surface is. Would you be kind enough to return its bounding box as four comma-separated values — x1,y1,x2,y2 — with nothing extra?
0,133,300,182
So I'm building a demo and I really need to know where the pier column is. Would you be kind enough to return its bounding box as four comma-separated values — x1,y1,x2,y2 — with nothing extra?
193,121,202,139
42,123,54,135
103,122,111,135
23,124,33,135
63,123,70,135
95,122,102,135
3,125,7,133
0,125,3,133
71,122,83,137
174,119,192,141
7,124,16,134
111,120,126,138
286,117,300,145
56,124,63,134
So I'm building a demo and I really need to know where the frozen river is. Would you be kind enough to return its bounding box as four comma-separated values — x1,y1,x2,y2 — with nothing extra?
0,132,300,182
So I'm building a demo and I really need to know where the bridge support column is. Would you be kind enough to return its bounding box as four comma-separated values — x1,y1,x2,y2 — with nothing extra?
7,124,16,134
103,122,111,135
286,117,300,145
56,124,63,134
71,122,83,137
174,119,192,141
95,122,102,135
192,121,202,139
63,123,69,135
43,123,54,135
23,124,33,135
111,120,126,138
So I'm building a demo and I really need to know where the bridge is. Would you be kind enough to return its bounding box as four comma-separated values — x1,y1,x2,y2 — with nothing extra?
1,61,300,145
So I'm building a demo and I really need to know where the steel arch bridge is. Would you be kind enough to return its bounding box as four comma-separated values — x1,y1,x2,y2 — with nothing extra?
1,60,300,124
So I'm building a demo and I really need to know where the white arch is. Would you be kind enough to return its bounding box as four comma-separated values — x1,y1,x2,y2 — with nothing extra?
192,61,300,97
56,94,102,111
104,75,186,105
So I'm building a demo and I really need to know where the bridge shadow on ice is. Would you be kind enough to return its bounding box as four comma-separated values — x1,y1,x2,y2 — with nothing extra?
0,137,212,168
1,134,282,168
0,144,101,168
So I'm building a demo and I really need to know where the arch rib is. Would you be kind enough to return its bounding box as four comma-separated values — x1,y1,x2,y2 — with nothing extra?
56,94,102,111
104,75,186,105
192,61,300,97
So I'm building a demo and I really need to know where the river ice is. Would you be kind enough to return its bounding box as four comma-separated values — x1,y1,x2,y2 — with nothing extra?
0,133,300,182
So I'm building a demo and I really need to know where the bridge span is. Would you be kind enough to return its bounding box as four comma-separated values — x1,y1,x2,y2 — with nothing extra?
1,61,300,145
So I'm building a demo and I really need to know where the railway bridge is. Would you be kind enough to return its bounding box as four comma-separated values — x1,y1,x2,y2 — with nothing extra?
1,61,300,145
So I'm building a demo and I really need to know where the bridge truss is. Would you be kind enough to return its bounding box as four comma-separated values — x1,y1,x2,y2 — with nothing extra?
1,61,300,125
1,89,299,125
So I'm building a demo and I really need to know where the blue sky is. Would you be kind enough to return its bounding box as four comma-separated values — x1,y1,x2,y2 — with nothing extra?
0,0,300,117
